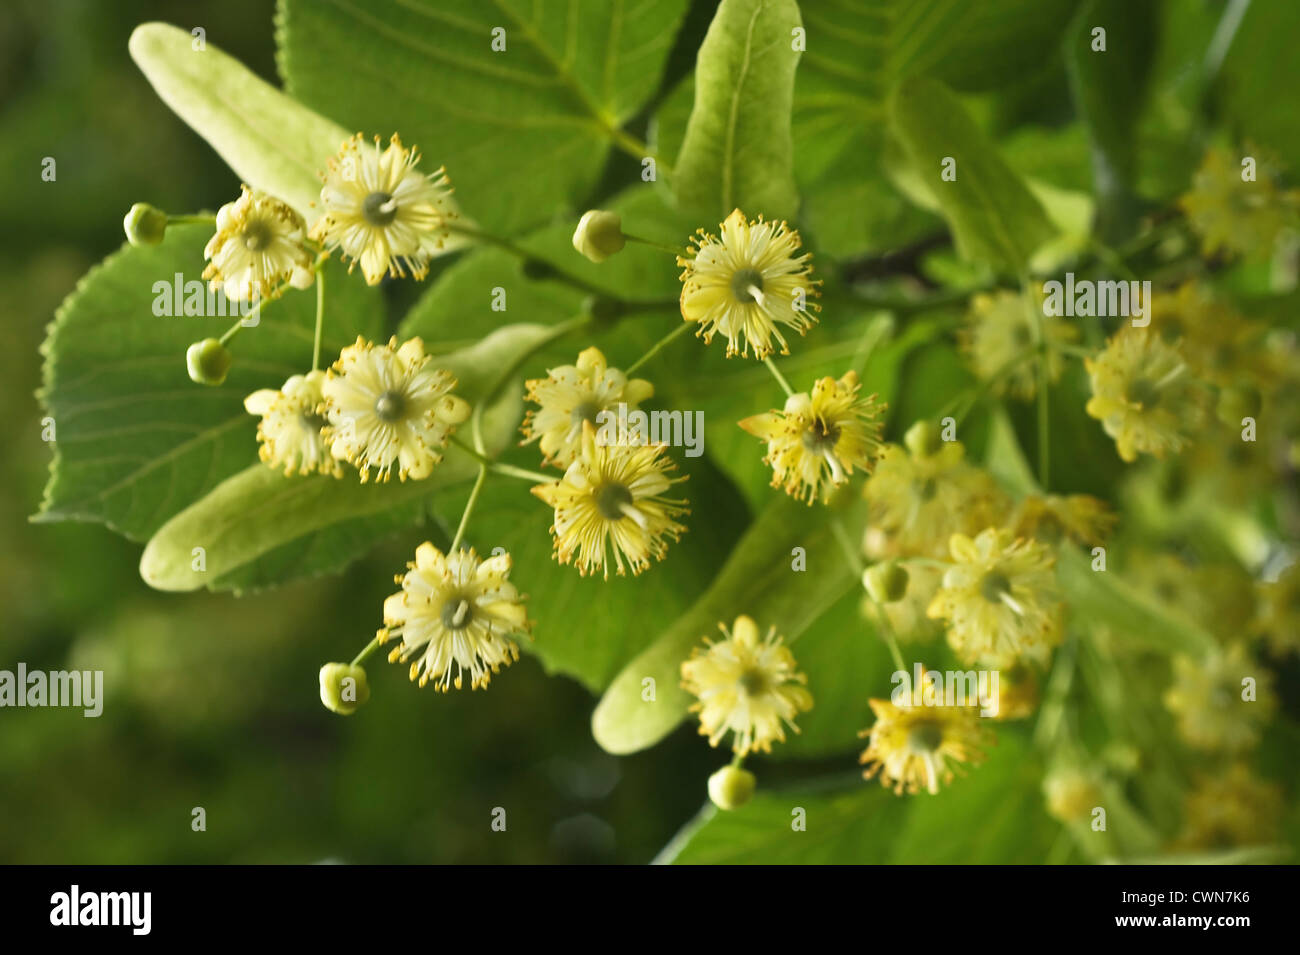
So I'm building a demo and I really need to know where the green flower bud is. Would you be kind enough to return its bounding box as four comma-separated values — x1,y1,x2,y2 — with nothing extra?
319,662,370,715
904,419,945,458
123,203,168,246
185,338,232,386
707,765,756,811
1216,383,1261,426
572,210,626,263
863,560,910,603
1042,767,1102,824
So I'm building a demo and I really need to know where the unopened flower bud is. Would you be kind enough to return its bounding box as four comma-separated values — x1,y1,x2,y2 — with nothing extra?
319,662,371,715
186,338,232,386
288,264,316,290
572,210,626,263
1216,383,1261,426
123,203,168,246
863,560,909,603
1043,768,1101,824
904,419,945,458
707,765,756,810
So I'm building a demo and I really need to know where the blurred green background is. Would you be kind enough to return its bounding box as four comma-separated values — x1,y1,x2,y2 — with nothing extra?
0,0,719,865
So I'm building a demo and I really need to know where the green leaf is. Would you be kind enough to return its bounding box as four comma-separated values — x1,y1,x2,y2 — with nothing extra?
1065,0,1157,242
886,731,1057,863
400,184,688,344
662,730,1056,863
36,225,383,541
672,0,801,220
138,463,451,594
983,406,1039,497
1219,0,1300,163
662,782,904,864
277,0,688,234
890,77,1054,274
592,494,859,755
788,0,1075,257
770,588,892,759
1057,545,1218,658
137,324,550,592
129,22,351,222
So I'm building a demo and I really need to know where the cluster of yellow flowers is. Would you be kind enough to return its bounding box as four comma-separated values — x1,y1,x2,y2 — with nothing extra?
245,336,470,483
851,416,1119,795
136,128,1295,835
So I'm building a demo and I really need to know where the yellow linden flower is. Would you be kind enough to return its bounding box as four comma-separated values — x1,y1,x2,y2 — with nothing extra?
1085,326,1204,463
1164,644,1275,752
861,560,945,643
311,133,456,284
1149,282,1271,389
677,208,820,359
681,615,813,756
992,660,1041,721
858,695,990,795
202,185,313,302
961,290,1077,399
863,425,1010,559
322,336,470,483
243,370,341,477
1010,493,1116,548
379,544,527,691
738,371,884,504
1176,763,1284,850
927,528,1063,666
1179,146,1300,260
521,346,654,468
1042,766,1103,823
530,422,688,578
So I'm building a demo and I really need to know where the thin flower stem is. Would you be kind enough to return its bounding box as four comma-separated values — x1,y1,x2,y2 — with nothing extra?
351,634,382,667
1036,359,1050,488
311,267,326,371
936,348,1032,427
443,221,611,299
624,233,687,257
218,319,244,346
492,462,554,484
830,516,908,673
481,315,591,410
851,313,891,377
449,465,489,554
729,751,746,769
218,287,288,347
763,356,795,397
626,322,692,374
448,435,553,484
878,613,907,676
1033,631,1078,750
1021,276,1051,489
167,213,216,226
